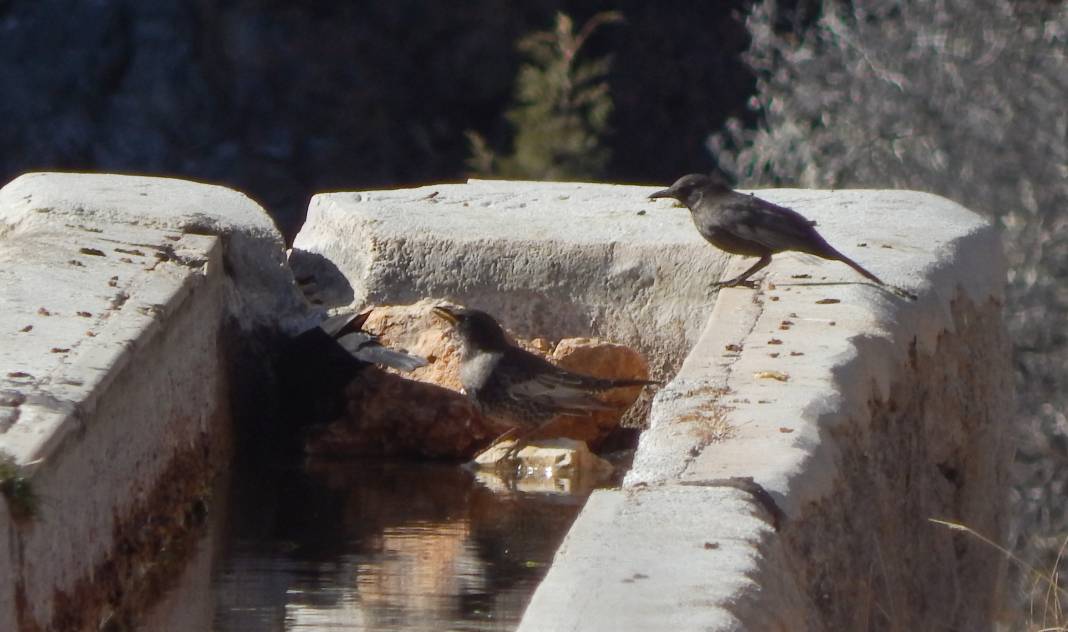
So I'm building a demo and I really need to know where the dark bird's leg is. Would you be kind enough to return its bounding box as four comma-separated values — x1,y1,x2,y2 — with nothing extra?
503,416,564,463
503,426,539,463
487,427,518,449
715,253,772,288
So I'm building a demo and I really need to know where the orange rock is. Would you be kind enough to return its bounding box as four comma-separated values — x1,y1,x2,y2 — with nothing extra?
547,338,651,448
311,302,652,457
361,299,464,390
304,366,496,459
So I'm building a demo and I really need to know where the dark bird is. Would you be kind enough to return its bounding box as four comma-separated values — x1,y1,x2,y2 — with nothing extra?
649,173,884,288
431,306,655,458
320,310,428,372
280,309,428,428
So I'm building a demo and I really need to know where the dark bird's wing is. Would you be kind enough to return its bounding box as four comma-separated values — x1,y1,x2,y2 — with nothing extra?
337,332,428,372
715,194,885,285
716,195,829,255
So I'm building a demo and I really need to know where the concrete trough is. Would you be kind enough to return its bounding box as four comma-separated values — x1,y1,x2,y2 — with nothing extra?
0,174,1012,630
294,181,1012,630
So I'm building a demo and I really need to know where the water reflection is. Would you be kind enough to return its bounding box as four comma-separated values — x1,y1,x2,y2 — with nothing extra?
211,458,592,631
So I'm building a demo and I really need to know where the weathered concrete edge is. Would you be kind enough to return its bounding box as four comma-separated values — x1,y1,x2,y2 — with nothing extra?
292,180,733,426
520,190,1007,630
0,172,310,335
295,181,729,370
517,485,772,631
0,173,300,629
626,189,1005,503
3,239,229,629
2,237,220,469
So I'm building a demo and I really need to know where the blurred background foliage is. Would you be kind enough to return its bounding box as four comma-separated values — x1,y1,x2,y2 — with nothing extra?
3,0,1067,624
710,1,1067,622
0,0,755,240
465,11,623,180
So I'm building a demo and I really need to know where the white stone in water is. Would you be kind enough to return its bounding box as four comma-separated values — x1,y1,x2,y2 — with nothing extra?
470,438,614,493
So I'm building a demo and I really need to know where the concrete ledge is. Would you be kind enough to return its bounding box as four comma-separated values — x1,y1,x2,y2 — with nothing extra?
293,179,731,380
0,172,307,334
0,173,300,630
2,175,1012,630
516,485,779,630
523,190,1011,630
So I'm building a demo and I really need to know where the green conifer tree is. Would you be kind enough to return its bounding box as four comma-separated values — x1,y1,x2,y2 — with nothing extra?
467,11,622,180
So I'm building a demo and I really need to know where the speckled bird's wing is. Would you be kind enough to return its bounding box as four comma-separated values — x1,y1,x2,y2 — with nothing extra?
498,348,614,415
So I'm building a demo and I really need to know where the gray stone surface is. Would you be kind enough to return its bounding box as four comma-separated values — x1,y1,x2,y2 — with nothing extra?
0,221,217,467
627,189,1006,498
517,485,775,632
0,172,308,335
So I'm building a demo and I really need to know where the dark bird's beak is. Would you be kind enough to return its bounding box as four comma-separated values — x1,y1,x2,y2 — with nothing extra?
431,306,459,325
648,187,674,200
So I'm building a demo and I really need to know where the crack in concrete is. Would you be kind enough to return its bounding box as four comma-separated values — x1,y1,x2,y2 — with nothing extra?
679,476,785,531
0,391,25,433
92,236,209,272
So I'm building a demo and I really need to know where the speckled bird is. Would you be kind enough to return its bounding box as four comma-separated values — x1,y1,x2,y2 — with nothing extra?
649,173,884,288
432,306,655,456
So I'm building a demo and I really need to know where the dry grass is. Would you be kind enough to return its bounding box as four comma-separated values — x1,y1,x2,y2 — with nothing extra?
930,518,1068,631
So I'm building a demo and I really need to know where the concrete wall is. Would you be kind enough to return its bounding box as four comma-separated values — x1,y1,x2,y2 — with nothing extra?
0,175,1011,630
292,181,1011,630
292,179,732,380
0,173,303,630
521,190,1012,631
292,179,733,425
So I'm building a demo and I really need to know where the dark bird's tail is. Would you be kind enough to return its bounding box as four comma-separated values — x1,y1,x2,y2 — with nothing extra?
835,252,884,286
337,332,428,372
811,239,884,286
800,227,885,286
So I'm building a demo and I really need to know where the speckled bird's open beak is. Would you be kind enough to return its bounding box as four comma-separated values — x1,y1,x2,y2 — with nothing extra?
648,187,673,200
431,306,459,325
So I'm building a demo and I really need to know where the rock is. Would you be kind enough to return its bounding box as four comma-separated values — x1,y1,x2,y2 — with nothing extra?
549,338,652,446
303,366,495,459
304,302,652,458
364,303,651,448
360,299,464,391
